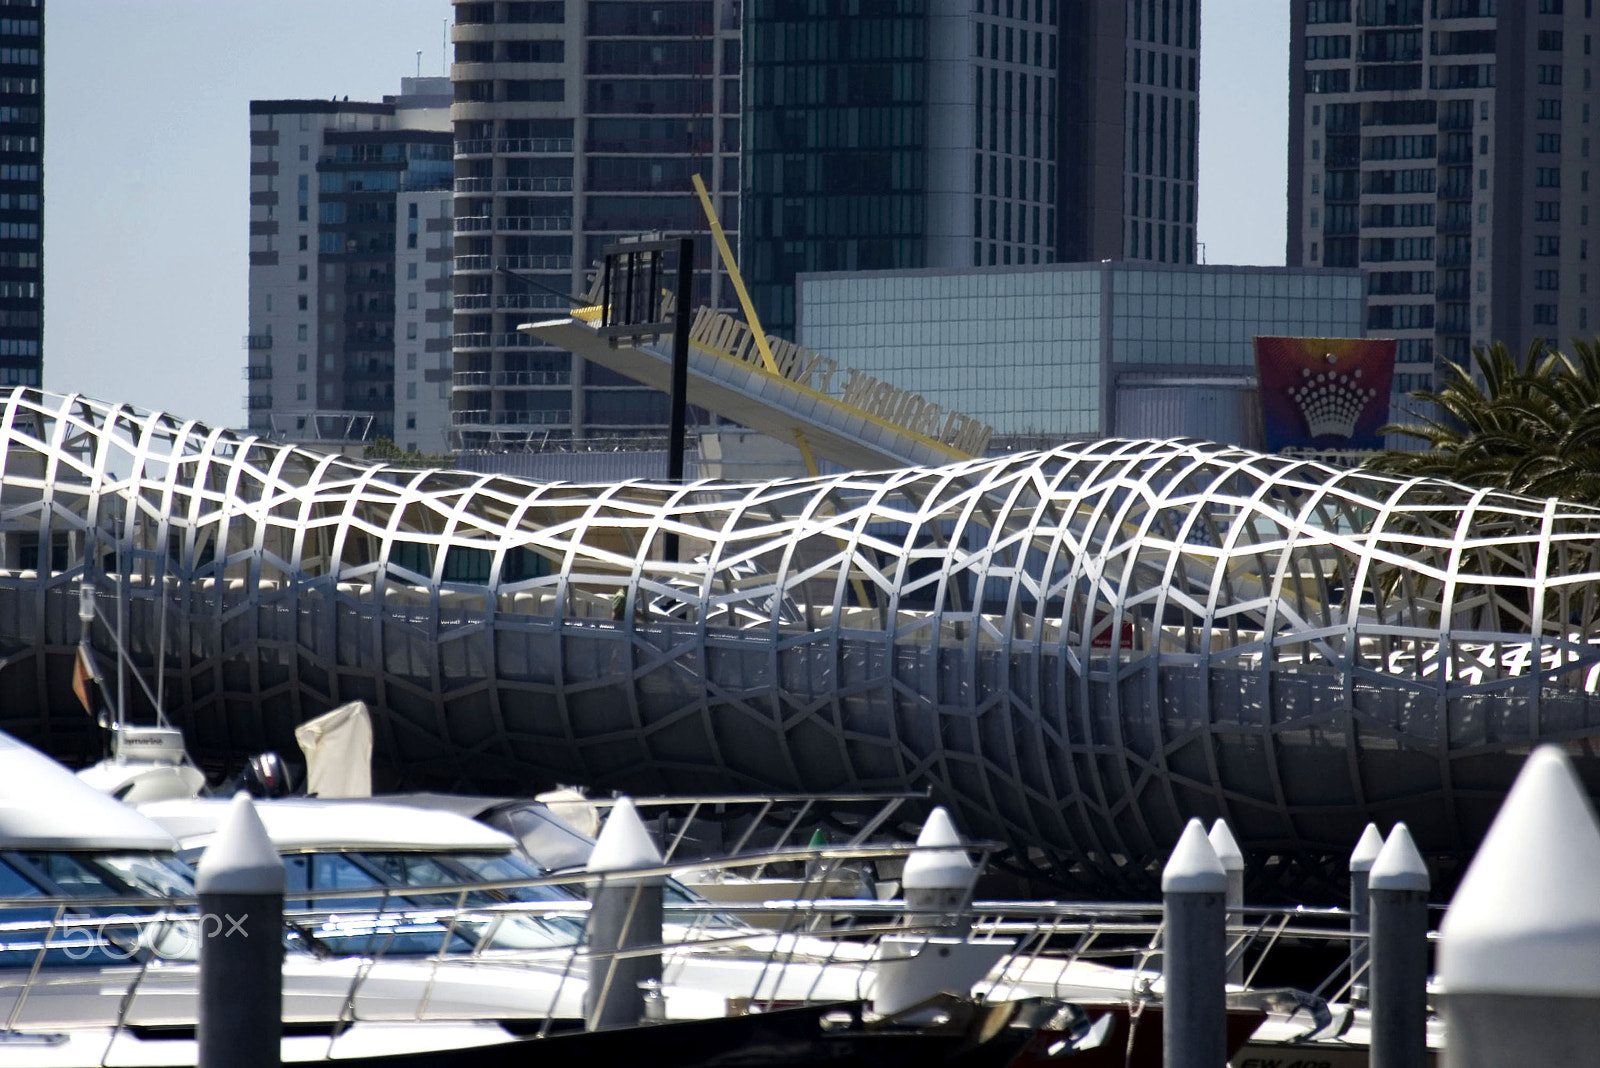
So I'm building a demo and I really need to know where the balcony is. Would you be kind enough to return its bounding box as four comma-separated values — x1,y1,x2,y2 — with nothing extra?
495,216,570,232
244,393,273,410
495,177,573,192
496,293,564,310
495,370,571,386
499,254,572,271
454,139,494,156
455,294,493,310
242,334,273,350
454,177,493,193
453,371,491,387
497,138,574,154
243,364,273,381
455,255,492,272
452,408,572,427
453,332,492,349
454,216,493,233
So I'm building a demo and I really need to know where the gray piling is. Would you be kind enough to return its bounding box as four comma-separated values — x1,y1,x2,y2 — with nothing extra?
584,797,665,1031
195,792,285,1068
1162,817,1228,1068
1367,822,1430,1068
1439,745,1600,1067
902,806,976,936
1348,821,1383,1005
1207,819,1245,984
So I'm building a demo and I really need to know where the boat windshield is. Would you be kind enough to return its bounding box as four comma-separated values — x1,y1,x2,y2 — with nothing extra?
285,849,585,956
0,851,201,965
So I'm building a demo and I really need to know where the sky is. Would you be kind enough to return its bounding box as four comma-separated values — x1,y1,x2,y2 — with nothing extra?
44,0,1290,430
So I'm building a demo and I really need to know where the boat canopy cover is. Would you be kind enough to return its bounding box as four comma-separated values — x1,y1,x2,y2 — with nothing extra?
0,732,177,851
140,797,519,854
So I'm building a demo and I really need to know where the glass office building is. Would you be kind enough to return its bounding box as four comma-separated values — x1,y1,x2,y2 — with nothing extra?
797,261,1365,445
744,0,1200,342
0,0,40,387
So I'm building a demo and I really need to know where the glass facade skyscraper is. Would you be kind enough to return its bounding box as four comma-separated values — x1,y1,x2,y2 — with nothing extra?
743,0,1200,343
742,0,931,339
0,0,40,387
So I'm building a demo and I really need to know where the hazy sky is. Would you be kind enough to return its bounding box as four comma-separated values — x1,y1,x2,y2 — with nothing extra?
44,0,1289,430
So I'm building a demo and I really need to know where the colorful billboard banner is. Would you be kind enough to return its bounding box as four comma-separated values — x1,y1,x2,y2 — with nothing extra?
1253,336,1397,452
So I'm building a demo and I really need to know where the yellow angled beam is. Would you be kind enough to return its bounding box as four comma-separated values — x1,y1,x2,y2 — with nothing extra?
692,173,781,376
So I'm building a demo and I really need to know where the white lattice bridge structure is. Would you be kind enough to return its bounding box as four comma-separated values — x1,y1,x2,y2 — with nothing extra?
2,389,1599,896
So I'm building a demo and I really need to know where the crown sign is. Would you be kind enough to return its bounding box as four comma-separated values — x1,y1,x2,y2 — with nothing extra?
1286,365,1379,439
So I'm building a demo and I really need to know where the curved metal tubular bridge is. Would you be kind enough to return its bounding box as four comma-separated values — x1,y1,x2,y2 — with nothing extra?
1,389,1598,896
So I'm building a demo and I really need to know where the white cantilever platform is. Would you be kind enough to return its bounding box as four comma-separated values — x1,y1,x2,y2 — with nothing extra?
520,316,971,472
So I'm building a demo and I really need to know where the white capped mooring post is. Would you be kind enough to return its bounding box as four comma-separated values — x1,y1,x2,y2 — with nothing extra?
1207,819,1245,984
1367,822,1429,1068
902,806,977,935
1162,817,1228,1068
1349,821,1384,1005
1439,745,1600,1066
584,797,665,1031
195,792,286,1068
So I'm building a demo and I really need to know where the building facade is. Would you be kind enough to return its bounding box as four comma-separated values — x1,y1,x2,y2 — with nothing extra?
1289,1,1600,392
246,81,455,452
0,0,40,389
448,0,741,450
796,262,1365,447
743,0,1200,340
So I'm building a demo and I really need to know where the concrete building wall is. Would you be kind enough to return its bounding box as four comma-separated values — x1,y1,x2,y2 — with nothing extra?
1288,2,1600,389
395,189,454,453
448,0,741,450
246,83,452,448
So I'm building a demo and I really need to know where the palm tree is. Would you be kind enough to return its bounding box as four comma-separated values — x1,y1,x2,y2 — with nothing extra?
1364,339,1600,504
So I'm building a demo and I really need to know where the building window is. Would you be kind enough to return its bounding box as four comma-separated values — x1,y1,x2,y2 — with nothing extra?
406,413,417,430
406,382,417,400
298,265,308,281
296,383,307,401
407,263,418,280
1536,235,1561,255
1533,304,1559,325
1535,201,1561,221
298,235,308,251
296,324,307,342
406,322,418,340
297,353,307,371
297,294,308,311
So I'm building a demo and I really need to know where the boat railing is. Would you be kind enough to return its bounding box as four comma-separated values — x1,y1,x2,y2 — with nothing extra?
0,846,1387,1039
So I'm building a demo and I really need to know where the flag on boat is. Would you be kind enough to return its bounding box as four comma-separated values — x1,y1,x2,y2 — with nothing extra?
71,645,95,714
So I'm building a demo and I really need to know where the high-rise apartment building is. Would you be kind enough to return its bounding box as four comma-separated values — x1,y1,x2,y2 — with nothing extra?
0,0,41,388
449,0,740,449
743,0,1200,339
1289,1,1600,395
246,81,456,452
